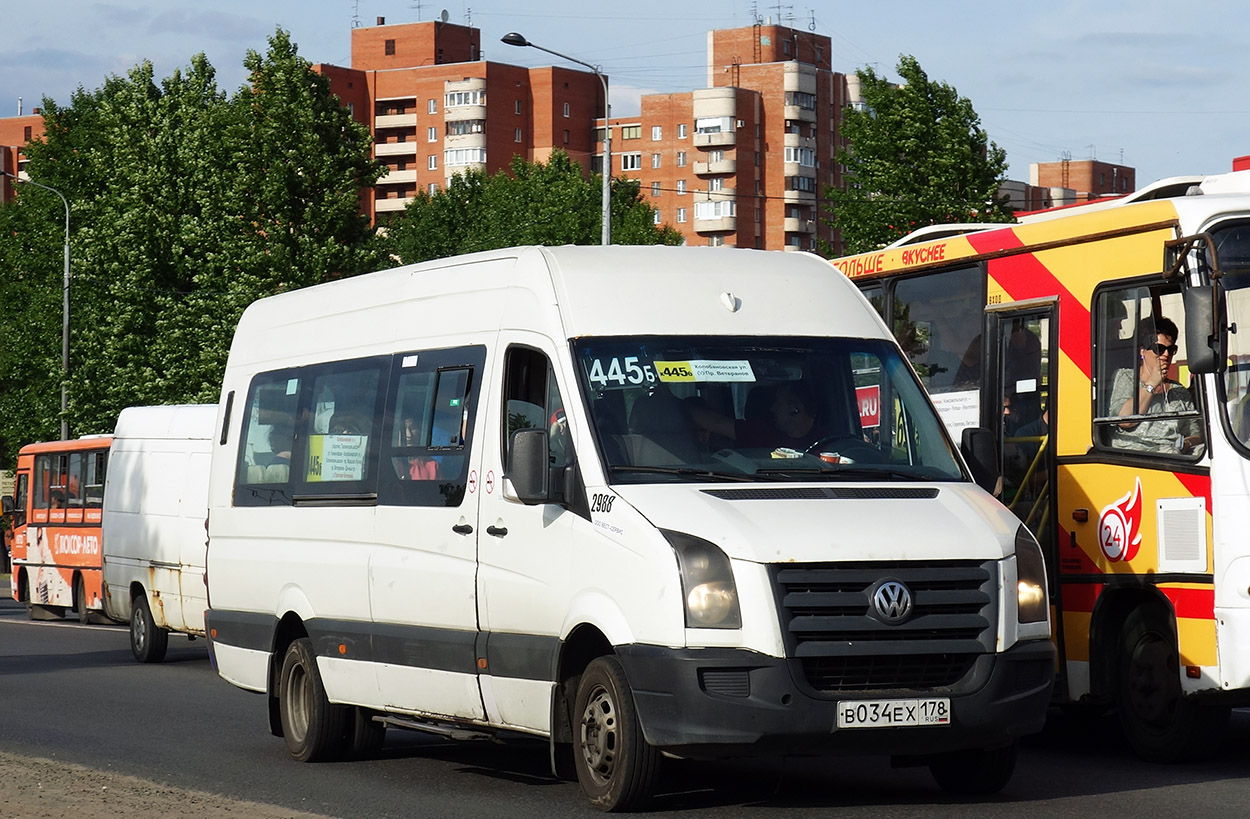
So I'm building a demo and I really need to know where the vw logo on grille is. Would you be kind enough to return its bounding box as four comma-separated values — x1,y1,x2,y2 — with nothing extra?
871,580,913,624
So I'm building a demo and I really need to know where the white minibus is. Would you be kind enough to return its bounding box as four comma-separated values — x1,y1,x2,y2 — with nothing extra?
102,404,216,662
204,245,1053,810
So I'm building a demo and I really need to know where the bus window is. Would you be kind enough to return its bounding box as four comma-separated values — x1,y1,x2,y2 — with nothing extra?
1094,284,1204,457
67,453,84,508
84,450,106,509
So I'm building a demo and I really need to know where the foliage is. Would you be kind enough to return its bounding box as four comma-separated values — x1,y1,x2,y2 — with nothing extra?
0,30,386,462
822,55,1014,255
385,151,682,264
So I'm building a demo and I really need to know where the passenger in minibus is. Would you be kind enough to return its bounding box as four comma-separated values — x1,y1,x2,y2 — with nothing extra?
1109,317,1203,454
688,381,830,451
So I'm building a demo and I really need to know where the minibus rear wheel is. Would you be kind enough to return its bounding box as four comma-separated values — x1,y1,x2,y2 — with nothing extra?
74,576,88,624
572,655,660,811
279,637,347,762
130,594,168,663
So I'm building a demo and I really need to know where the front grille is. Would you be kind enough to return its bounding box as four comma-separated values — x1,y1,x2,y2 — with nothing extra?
774,561,996,693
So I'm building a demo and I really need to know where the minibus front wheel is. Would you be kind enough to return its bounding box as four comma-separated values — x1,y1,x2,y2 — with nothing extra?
278,637,347,762
573,655,660,811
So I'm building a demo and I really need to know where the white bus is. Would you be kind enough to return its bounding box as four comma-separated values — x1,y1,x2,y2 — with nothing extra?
204,245,1053,810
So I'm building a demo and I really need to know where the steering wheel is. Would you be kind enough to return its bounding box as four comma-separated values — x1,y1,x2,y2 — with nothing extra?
805,435,884,463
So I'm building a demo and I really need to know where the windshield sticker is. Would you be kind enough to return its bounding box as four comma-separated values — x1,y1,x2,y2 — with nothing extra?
654,359,756,383
585,356,657,390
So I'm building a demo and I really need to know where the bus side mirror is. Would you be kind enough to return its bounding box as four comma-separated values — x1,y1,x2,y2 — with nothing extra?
961,427,1000,495
1183,286,1218,374
1,495,13,515
505,428,550,504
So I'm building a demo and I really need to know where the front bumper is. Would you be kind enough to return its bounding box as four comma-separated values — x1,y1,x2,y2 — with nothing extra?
617,638,1055,758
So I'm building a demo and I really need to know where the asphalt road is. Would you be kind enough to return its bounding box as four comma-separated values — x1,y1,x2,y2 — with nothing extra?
2,584,1249,818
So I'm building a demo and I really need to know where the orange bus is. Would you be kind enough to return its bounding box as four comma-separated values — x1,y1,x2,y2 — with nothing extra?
2,435,111,621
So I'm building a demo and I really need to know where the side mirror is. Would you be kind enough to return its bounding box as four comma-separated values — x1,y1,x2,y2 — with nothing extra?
1,495,13,515
506,428,550,504
1183,286,1218,374
961,427,1000,495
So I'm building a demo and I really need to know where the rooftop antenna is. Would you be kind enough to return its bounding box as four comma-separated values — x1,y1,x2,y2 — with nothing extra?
410,0,423,21
351,0,361,28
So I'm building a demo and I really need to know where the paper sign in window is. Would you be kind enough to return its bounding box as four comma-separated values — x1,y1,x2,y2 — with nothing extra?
306,434,368,482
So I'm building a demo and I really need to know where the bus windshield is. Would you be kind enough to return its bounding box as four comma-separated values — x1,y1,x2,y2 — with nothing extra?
571,336,965,484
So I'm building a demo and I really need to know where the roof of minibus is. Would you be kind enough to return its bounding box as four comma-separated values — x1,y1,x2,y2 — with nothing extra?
228,246,889,368
17,435,112,456
113,404,217,442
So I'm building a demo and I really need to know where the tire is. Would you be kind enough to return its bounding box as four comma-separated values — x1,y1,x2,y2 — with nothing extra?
278,638,347,763
1116,605,1229,762
572,656,661,812
929,742,1017,795
342,707,386,760
130,594,169,663
74,576,89,624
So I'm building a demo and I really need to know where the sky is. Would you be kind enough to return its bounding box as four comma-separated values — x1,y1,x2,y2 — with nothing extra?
2,1,1248,187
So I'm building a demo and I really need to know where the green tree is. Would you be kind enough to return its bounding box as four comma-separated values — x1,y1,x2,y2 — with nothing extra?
823,55,1013,255
0,29,386,454
386,151,681,264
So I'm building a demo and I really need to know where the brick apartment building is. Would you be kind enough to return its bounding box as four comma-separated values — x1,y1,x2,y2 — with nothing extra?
1030,158,1135,205
0,108,44,201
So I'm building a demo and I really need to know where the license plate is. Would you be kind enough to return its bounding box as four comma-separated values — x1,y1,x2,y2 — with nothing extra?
836,698,951,729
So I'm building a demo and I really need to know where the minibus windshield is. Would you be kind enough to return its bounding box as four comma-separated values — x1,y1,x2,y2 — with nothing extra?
572,336,965,484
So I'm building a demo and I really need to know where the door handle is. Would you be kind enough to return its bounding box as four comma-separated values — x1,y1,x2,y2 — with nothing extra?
452,524,473,535
486,525,508,537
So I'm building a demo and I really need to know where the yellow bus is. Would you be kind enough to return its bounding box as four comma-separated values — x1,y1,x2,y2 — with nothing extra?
833,170,1250,762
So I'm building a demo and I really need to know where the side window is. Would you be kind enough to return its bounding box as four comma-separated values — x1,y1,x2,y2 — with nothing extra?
13,473,28,527
1094,284,1204,457
303,366,382,483
85,451,107,509
379,345,486,507
66,453,84,508
237,373,301,504
503,347,570,469
33,454,51,512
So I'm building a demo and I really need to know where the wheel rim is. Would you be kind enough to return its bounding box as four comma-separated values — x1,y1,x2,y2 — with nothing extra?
132,608,147,650
579,683,619,787
1124,629,1180,730
285,659,311,743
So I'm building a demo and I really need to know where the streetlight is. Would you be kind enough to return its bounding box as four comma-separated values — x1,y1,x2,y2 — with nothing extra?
3,170,71,440
501,32,611,246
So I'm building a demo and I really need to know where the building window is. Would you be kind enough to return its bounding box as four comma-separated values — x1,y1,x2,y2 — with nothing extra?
653,211,662,225
784,91,817,111
446,120,484,136
709,235,724,247
516,128,524,143
428,182,438,194
695,201,735,220
651,125,662,141
563,130,570,144
445,148,488,166
428,99,437,114
651,153,662,169
784,146,816,167
677,207,687,224
676,151,687,167
678,123,687,139
428,127,437,142
621,152,642,171
709,178,724,192
676,180,686,195
428,155,438,170
446,90,484,108
563,102,570,118
515,100,522,114
783,40,791,56
788,175,817,193
620,125,642,140
385,39,396,56
651,182,661,197
710,150,723,162
696,117,732,134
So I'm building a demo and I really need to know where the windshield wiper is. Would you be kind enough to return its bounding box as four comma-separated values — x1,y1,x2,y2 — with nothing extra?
755,465,923,481
608,465,764,482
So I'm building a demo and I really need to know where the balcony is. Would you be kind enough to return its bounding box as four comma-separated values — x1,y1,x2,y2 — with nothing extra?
694,131,736,149
694,158,736,176
694,216,736,234
784,217,817,233
378,169,418,185
375,197,412,213
376,113,418,129
445,132,486,150
783,104,816,123
375,142,417,158
444,104,487,122
783,188,817,204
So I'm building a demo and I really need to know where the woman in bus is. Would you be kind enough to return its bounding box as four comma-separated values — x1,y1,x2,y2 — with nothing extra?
1110,317,1203,454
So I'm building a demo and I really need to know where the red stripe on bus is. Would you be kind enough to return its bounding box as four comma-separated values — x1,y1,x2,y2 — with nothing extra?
1161,586,1215,620
1174,472,1212,512
1060,583,1101,613
966,229,1092,379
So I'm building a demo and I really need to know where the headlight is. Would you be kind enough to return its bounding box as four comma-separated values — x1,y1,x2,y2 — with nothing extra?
1015,525,1048,624
662,530,742,629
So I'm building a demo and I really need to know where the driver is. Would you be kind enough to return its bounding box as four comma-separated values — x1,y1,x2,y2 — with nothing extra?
688,382,829,450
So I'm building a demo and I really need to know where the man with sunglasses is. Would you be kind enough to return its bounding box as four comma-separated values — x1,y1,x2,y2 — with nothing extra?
1109,316,1204,454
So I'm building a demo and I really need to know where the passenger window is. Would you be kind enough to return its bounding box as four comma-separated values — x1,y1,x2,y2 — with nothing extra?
237,374,301,499
1093,285,1204,457
84,451,106,509
891,266,983,395
503,347,570,469
304,367,382,483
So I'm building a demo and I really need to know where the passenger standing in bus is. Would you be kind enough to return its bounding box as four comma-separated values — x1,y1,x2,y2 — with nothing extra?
1110,317,1203,454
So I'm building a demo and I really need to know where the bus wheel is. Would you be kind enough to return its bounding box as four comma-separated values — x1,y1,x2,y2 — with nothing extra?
74,576,89,624
928,742,1017,794
130,595,169,663
278,638,347,763
343,707,386,760
1117,605,1229,762
572,656,660,812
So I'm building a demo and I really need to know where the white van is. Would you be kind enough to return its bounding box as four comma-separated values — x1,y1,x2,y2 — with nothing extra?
204,245,1054,810
102,404,216,663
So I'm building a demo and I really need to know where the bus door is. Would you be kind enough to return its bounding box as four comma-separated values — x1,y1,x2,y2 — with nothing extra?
988,303,1058,596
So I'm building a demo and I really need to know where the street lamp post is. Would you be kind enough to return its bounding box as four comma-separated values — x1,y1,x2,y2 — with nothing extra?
501,32,611,246
3,170,71,440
